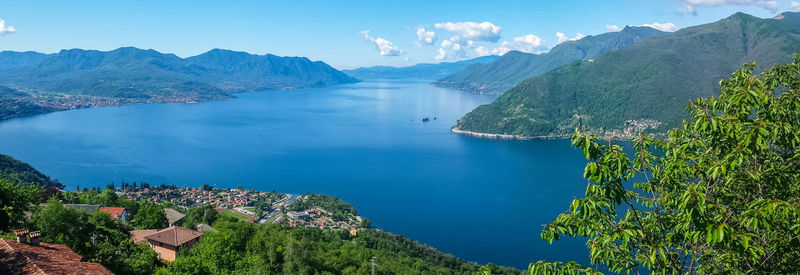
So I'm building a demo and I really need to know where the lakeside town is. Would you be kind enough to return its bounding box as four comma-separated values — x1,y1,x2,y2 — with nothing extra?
115,183,369,231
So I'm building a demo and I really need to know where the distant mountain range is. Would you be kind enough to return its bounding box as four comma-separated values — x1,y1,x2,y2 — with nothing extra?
0,47,357,119
455,12,800,138
342,55,499,80
434,26,666,94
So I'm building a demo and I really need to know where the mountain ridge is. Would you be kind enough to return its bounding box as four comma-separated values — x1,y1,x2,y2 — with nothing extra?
342,55,499,80
0,47,357,119
434,26,666,94
454,12,800,138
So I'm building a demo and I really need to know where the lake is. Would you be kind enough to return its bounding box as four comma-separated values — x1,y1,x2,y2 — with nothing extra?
0,80,591,269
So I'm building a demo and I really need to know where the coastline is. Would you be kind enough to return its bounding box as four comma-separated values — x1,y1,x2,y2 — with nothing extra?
451,127,554,140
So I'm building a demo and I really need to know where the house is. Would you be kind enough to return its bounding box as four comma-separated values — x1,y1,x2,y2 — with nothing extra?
1,233,112,274
287,211,308,220
164,208,185,226
195,223,218,233
130,226,203,262
98,207,129,221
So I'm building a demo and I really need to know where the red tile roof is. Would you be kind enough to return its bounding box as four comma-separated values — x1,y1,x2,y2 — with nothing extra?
98,207,126,219
138,226,203,247
0,238,113,275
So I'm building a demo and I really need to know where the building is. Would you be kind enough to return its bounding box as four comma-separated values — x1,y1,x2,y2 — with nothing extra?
195,223,218,233
98,207,129,221
130,226,203,262
287,211,308,220
164,208,185,226
0,237,113,274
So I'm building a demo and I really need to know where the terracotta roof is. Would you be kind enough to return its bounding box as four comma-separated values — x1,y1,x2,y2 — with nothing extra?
98,207,125,219
164,208,185,225
130,229,159,244
0,239,113,275
142,226,203,247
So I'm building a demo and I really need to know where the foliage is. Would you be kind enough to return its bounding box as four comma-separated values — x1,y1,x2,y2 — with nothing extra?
168,220,521,275
456,12,800,138
531,57,800,274
0,179,42,231
133,201,168,229
33,199,93,255
435,26,665,94
0,153,62,188
288,194,358,221
183,204,218,229
31,197,159,275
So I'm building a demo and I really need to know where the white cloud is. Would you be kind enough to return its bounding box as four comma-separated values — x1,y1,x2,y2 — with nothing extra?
681,0,778,13
435,48,446,60
605,24,621,32
679,4,698,16
360,30,404,56
434,21,502,42
475,46,490,56
792,1,800,11
441,39,453,48
416,27,436,46
639,22,679,32
475,34,548,56
0,19,16,35
556,32,586,44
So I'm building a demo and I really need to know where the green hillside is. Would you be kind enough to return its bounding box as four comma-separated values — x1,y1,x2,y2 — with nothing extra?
434,26,665,94
0,153,62,188
455,12,800,138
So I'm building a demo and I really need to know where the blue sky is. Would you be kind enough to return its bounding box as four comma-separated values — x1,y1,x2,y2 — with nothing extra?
0,0,795,69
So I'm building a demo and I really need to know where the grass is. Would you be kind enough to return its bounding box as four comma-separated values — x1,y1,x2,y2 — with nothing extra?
217,209,252,223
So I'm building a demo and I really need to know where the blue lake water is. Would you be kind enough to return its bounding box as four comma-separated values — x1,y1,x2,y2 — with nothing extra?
0,80,591,269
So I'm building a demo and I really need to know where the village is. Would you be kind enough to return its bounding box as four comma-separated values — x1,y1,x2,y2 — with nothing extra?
115,184,367,231
2,184,370,273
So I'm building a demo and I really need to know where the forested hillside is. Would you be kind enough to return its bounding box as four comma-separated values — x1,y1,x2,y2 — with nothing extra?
455,12,800,138
0,153,61,188
434,26,664,94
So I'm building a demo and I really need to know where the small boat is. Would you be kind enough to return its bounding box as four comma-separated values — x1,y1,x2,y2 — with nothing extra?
422,117,430,122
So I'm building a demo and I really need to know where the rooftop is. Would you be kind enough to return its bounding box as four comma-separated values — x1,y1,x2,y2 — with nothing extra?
98,207,126,219
164,208,185,225
0,239,113,275
139,226,203,247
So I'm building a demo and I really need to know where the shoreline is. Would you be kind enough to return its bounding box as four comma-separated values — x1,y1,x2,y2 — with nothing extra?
451,127,557,140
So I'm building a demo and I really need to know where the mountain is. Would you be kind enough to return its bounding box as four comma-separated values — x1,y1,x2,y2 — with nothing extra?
0,47,356,99
342,55,499,80
0,153,62,188
1,47,221,99
186,49,357,90
434,26,666,94
454,12,800,138
0,51,53,70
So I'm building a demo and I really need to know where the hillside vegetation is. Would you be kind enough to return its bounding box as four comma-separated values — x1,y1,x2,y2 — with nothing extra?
342,55,498,80
0,153,62,188
455,12,800,138
434,26,665,94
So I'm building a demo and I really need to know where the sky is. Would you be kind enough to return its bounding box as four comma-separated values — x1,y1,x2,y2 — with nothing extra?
0,0,797,69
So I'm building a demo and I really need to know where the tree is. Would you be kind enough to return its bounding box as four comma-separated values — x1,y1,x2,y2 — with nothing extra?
0,179,42,231
183,204,218,229
33,199,92,255
203,184,213,191
133,201,167,229
531,58,800,274
99,189,119,206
